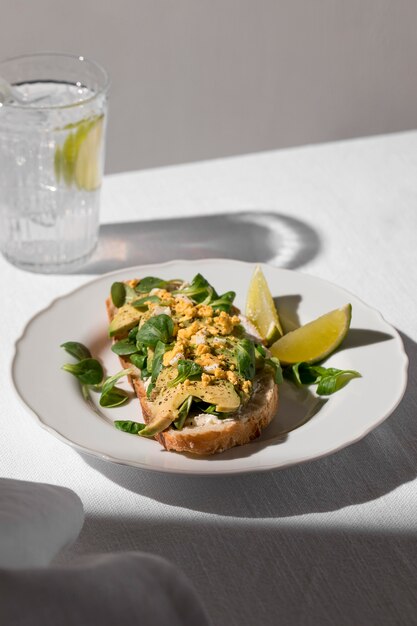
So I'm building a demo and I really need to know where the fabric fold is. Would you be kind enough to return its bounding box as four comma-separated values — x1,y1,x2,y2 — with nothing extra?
0,551,210,625
0,478,84,569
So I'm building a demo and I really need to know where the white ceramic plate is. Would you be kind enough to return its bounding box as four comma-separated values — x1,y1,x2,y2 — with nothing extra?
13,259,408,475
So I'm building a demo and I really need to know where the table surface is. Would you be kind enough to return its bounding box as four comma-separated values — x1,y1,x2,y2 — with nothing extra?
2,131,417,626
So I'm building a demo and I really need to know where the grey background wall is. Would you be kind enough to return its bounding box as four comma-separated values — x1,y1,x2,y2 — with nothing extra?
1,0,417,174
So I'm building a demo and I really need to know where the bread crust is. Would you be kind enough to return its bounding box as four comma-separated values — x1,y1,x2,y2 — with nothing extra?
106,296,279,455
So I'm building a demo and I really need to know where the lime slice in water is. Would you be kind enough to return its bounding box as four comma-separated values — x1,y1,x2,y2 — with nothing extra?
269,304,352,365
246,265,283,345
74,116,104,191
54,145,62,182
56,115,104,191
61,130,79,186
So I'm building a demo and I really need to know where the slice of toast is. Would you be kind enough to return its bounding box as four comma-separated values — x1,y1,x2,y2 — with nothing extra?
106,294,278,456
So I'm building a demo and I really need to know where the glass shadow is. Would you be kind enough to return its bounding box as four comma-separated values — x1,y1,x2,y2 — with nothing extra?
79,211,321,274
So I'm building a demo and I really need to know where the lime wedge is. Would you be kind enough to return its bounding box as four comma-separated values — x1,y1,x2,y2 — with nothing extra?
74,116,104,191
56,115,104,191
265,322,282,346
270,304,352,365
54,145,62,182
246,265,283,345
61,130,79,186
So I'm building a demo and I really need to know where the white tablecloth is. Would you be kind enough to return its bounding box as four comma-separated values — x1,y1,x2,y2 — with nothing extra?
2,132,416,626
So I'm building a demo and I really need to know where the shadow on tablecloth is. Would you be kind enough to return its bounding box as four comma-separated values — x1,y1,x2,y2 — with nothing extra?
77,211,321,274
60,515,417,626
82,330,414,520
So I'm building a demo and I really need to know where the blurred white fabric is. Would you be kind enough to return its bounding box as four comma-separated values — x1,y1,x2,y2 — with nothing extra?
0,480,209,624
0,552,210,625
0,479,84,569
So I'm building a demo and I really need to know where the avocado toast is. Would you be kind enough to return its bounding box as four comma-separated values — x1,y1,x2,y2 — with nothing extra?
106,274,280,455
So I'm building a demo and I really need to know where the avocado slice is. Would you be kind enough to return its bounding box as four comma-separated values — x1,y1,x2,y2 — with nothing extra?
143,371,241,437
138,413,173,438
185,380,241,413
108,304,142,338
154,367,241,414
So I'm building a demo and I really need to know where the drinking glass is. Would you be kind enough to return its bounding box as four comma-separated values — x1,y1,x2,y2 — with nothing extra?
0,53,109,273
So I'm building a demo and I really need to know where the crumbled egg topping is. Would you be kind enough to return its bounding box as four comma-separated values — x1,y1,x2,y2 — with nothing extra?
151,288,175,303
177,320,201,340
171,303,247,391
134,279,254,395
195,344,211,356
163,341,187,367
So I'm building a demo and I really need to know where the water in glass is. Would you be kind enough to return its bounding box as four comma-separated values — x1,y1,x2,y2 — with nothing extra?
0,80,107,272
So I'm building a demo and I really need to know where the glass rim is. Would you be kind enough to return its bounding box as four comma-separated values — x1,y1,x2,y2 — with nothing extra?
0,52,109,110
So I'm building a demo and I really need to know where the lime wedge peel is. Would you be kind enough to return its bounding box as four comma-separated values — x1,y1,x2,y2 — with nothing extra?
246,265,283,345
270,304,352,365
74,116,104,191
55,115,104,191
